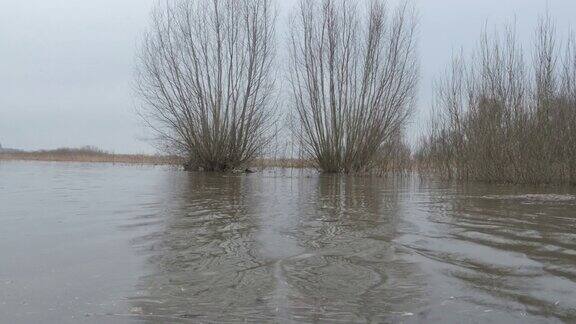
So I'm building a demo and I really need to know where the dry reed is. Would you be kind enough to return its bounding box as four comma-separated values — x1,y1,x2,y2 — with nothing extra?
0,147,181,165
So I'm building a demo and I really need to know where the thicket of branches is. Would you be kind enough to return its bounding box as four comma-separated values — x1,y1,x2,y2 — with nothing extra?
287,0,418,173
417,16,576,184
136,0,276,171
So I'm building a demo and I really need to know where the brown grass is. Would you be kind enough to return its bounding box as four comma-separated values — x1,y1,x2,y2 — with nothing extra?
0,147,182,165
0,151,315,170
0,146,415,175
0,147,308,169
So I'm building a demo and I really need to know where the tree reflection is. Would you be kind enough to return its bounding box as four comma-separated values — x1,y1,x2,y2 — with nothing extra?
130,173,275,322
280,175,425,323
128,173,426,323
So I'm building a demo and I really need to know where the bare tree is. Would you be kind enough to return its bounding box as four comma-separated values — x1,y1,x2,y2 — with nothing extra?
135,0,276,171
288,0,418,173
418,15,576,184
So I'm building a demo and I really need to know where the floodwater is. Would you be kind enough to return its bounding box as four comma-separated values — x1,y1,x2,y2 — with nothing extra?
1,162,575,323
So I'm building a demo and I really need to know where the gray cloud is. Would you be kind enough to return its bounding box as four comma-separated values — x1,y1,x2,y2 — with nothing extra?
1,0,574,153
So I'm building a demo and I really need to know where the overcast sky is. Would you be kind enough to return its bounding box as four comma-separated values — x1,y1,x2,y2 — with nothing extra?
1,0,575,153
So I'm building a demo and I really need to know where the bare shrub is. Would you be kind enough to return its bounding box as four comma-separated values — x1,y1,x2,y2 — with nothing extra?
288,0,418,173
135,0,276,171
418,15,576,184
376,131,412,175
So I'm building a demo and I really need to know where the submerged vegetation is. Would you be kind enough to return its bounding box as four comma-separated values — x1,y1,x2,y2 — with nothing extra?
417,16,576,184
132,0,575,182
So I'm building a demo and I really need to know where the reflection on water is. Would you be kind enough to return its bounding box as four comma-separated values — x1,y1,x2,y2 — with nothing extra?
282,176,424,323
1,162,576,323
130,174,276,322
130,174,425,323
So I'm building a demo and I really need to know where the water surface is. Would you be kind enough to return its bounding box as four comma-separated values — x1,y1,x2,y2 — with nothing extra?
1,161,575,323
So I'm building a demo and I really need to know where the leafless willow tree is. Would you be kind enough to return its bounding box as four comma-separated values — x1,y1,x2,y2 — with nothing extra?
418,15,576,184
135,0,276,171
288,0,418,173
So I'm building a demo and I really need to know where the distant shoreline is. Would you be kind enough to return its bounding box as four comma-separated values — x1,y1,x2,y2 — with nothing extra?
0,147,309,169
0,151,181,166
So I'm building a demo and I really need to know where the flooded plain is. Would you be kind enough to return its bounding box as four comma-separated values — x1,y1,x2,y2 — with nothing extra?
1,161,575,323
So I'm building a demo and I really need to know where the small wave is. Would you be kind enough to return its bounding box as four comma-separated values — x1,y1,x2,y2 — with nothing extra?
481,194,576,202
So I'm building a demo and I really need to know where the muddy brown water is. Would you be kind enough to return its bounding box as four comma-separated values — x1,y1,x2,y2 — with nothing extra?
1,161,575,323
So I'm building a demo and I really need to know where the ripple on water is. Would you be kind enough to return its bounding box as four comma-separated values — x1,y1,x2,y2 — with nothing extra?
2,163,576,323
